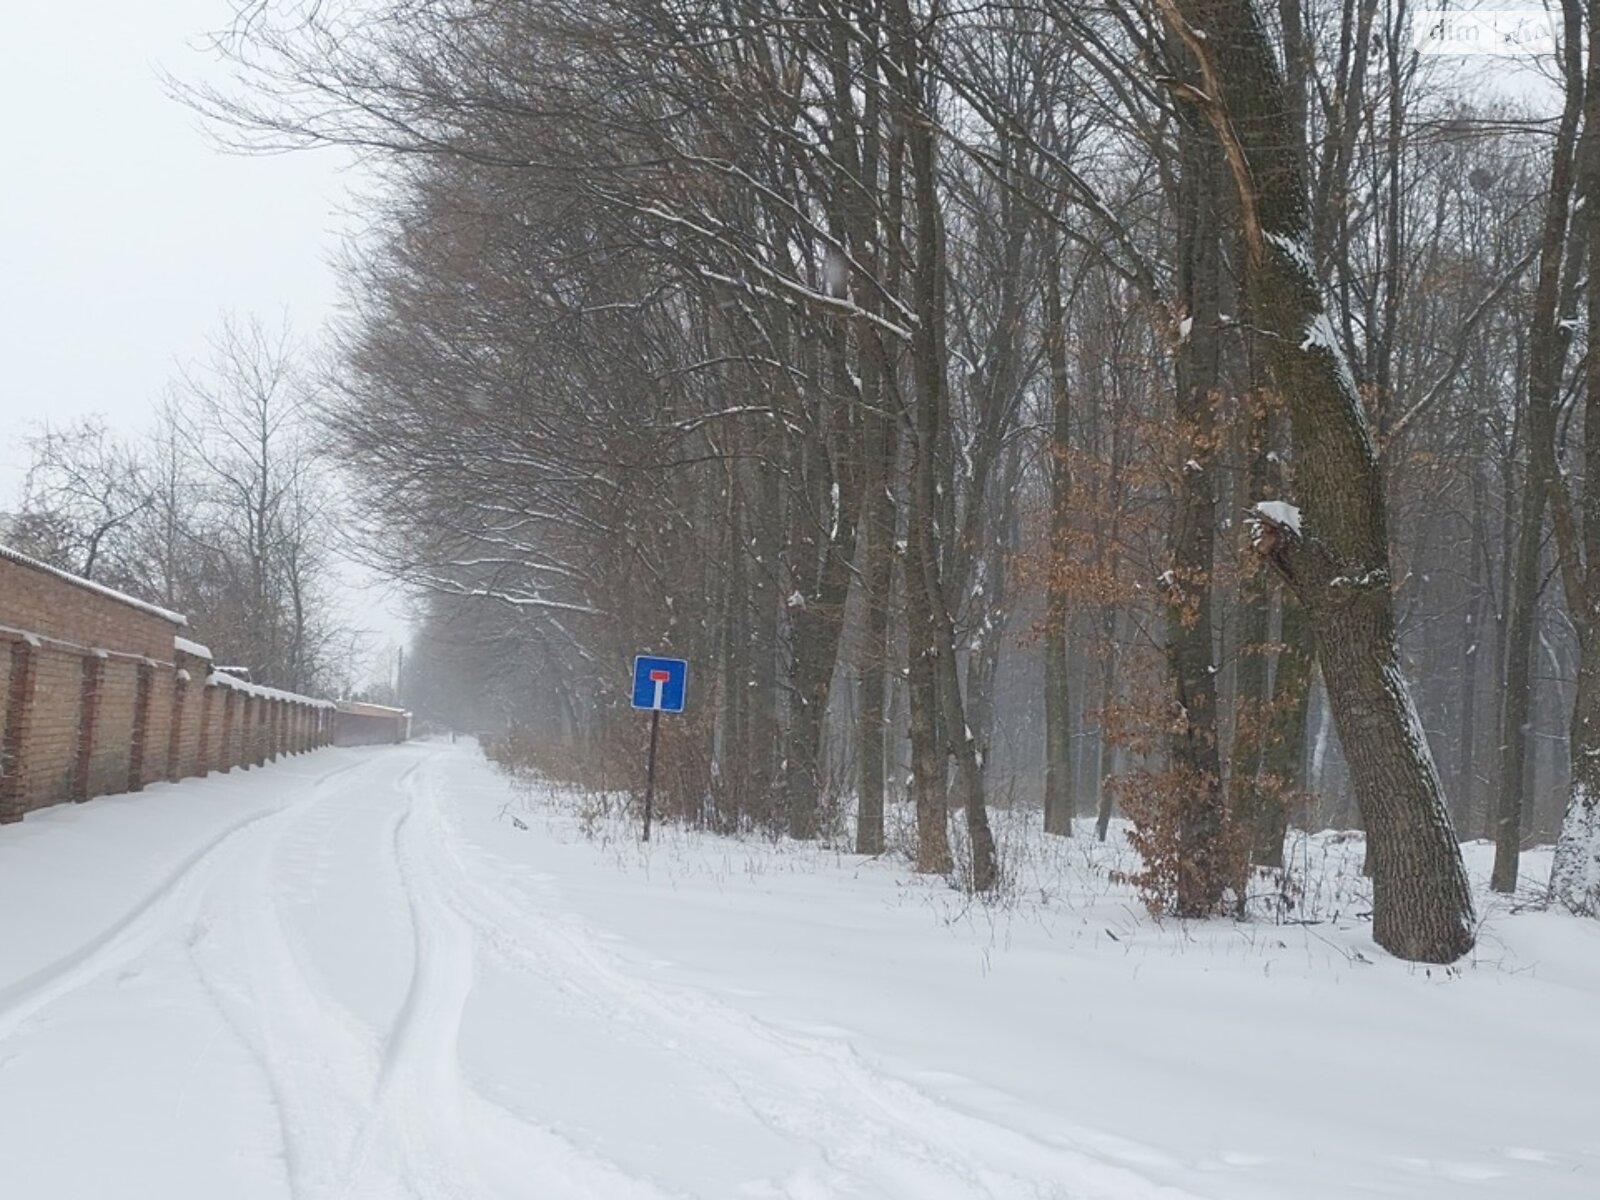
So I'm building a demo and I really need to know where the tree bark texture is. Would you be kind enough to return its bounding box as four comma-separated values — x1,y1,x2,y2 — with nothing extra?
855,373,894,856
1165,110,1227,914
1493,475,1546,893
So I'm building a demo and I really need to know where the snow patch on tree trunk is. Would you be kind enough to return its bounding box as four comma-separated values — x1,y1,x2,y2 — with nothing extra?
1550,782,1600,915
1249,500,1302,538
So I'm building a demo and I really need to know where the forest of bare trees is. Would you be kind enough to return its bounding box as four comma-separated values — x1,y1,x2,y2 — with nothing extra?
11,316,346,693
19,0,1600,964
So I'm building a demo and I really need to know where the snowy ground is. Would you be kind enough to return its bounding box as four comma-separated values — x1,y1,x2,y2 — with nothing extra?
0,741,1594,1199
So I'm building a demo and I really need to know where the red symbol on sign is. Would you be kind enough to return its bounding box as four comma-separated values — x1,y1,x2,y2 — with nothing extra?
650,670,670,682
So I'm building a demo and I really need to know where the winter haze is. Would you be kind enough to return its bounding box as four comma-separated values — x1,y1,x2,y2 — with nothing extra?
0,2,1596,1198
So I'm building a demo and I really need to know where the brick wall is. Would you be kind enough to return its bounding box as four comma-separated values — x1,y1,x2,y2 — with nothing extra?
335,703,412,746
0,546,337,823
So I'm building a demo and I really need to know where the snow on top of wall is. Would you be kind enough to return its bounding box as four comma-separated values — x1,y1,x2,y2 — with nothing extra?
0,542,188,626
207,668,335,710
336,700,410,718
174,636,213,660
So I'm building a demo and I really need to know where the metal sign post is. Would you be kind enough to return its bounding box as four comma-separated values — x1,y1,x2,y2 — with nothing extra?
643,705,662,842
630,655,688,842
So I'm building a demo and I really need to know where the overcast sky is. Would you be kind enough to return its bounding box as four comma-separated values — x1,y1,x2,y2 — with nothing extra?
0,0,409,668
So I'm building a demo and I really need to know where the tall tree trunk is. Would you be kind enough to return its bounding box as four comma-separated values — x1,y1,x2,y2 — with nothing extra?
1552,637,1600,913
1455,423,1489,828
1043,231,1075,837
1493,473,1546,892
1162,0,1474,962
1493,0,1583,892
880,0,948,875
890,0,996,891
1549,0,1600,916
1165,107,1227,915
720,471,749,830
905,442,952,873
1094,604,1120,843
855,368,894,855
1092,397,1127,844
785,338,861,842
1257,593,1314,866
1234,386,1309,868
1232,530,1273,862
750,450,783,831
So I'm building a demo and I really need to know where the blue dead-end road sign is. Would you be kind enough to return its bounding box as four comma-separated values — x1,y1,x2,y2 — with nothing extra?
631,655,688,713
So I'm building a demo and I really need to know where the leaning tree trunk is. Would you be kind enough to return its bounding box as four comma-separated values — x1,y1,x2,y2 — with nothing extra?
1161,0,1475,962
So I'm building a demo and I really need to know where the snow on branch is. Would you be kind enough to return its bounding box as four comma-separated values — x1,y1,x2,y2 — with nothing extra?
413,573,604,616
1248,500,1302,540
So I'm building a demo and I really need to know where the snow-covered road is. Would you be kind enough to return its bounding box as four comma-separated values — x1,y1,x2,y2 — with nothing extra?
0,742,1595,1199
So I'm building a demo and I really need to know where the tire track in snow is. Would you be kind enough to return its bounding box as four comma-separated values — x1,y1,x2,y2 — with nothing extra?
186,751,421,1200
420,758,1203,1200
337,754,679,1200
189,748,677,1200
0,755,371,1043
335,758,480,1200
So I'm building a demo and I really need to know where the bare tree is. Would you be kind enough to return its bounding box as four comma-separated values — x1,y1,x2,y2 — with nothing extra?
14,419,150,584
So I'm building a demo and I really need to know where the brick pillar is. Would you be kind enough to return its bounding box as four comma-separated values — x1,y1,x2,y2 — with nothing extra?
244,697,254,767
128,662,154,792
245,696,257,767
197,685,214,776
241,695,254,769
0,642,37,824
253,699,267,767
169,673,187,782
72,655,105,802
220,689,236,772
